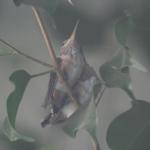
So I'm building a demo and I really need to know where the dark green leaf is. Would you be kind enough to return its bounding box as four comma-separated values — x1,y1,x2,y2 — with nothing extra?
114,14,134,47
7,70,31,126
2,70,34,142
63,100,99,148
99,50,136,100
107,100,150,150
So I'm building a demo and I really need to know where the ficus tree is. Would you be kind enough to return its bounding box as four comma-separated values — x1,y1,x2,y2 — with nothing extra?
0,1,150,150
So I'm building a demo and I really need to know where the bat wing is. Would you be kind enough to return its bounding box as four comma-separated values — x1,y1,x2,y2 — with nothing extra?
42,57,62,109
42,71,58,109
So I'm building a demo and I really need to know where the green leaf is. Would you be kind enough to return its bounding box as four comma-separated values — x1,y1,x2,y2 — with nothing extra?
7,70,31,126
2,118,34,142
107,100,150,150
63,100,99,148
114,14,134,47
99,50,136,100
2,70,34,142
130,58,147,72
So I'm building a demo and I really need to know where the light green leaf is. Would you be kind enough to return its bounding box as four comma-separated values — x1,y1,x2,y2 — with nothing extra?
2,118,34,142
109,49,147,72
63,100,99,149
114,14,134,47
2,70,34,142
130,58,147,72
99,50,136,100
107,100,150,150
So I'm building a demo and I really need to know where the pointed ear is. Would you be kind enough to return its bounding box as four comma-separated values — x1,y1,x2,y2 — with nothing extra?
62,20,80,47
69,20,80,42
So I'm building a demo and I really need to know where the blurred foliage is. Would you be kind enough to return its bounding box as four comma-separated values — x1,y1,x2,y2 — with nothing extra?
114,13,134,48
1,70,34,142
0,136,38,150
63,99,97,144
99,49,135,100
107,100,150,150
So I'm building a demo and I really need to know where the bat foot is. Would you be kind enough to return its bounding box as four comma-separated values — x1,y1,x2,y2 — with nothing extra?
41,112,54,128
41,111,66,127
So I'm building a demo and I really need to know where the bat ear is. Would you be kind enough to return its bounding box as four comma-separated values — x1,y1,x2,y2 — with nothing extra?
63,20,80,47
69,20,80,42
13,0,22,6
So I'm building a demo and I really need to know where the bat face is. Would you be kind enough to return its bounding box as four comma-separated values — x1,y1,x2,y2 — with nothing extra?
60,20,80,56
60,40,80,57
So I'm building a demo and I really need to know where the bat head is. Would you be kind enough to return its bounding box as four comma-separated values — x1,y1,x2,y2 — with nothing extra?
61,20,80,55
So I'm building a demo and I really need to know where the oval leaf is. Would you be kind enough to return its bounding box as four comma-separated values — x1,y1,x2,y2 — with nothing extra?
99,50,136,100
107,100,150,150
114,14,134,47
2,70,34,142
63,100,100,149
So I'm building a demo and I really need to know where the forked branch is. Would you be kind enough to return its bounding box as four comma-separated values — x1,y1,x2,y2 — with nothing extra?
0,38,53,68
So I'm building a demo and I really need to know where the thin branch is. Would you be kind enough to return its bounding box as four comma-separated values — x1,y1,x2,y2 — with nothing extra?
96,85,106,107
0,38,53,68
32,7,58,67
31,70,50,78
32,7,79,107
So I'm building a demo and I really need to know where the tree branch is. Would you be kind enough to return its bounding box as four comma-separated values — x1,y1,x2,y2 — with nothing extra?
31,70,50,78
0,38,53,68
32,7,79,107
